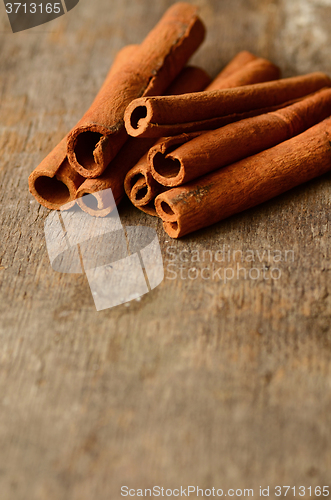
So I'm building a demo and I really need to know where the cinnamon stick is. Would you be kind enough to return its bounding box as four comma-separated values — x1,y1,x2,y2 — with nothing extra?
164,66,211,96
155,117,331,238
124,72,331,138
76,137,156,217
28,44,139,210
123,152,168,216
76,67,211,216
150,87,331,187
66,2,206,179
209,50,257,81
205,57,280,91
28,137,81,210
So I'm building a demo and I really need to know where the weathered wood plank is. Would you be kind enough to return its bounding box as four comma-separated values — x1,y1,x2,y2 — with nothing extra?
0,0,331,499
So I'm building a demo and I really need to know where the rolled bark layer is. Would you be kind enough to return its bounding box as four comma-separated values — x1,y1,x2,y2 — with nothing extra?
77,137,156,217
155,117,331,238
165,66,211,95
67,2,206,179
150,88,331,186
124,72,331,138
77,66,210,216
28,137,84,210
206,57,280,91
124,132,203,215
123,152,167,217
208,50,257,82
124,152,163,207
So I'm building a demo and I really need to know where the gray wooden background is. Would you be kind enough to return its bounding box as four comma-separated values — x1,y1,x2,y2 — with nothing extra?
0,0,331,498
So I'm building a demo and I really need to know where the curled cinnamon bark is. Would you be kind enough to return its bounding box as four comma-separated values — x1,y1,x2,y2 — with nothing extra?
150,88,331,186
206,57,280,91
124,72,331,138
28,137,83,210
164,65,211,96
77,66,211,216
124,132,203,216
208,50,258,81
28,45,139,210
123,152,167,216
67,2,206,179
155,117,331,238
77,137,155,217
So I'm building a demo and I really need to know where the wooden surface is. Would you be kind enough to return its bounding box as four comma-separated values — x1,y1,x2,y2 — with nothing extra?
1,0,331,498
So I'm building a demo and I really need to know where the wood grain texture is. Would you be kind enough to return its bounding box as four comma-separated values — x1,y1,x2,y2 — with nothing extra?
0,1,331,499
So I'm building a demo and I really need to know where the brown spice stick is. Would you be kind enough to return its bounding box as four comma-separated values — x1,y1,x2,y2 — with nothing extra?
209,50,257,82
77,67,211,216
124,72,331,138
66,2,205,179
123,95,305,138
150,87,331,186
28,45,139,210
155,117,331,238
206,57,280,91
164,66,211,95
28,137,82,210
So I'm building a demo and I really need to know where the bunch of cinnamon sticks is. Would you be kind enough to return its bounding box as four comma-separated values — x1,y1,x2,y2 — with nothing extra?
29,2,331,238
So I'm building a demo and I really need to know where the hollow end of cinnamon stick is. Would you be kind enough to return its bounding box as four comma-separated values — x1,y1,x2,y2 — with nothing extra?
67,124,121,179
125,99,153,137
29,172,72,209
163,220,181,238
155,196,178,222
28,154,82,210
150,152,184,186
123,157,160,215
148,131,204,186
124,166,156,206
131,176,151,206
